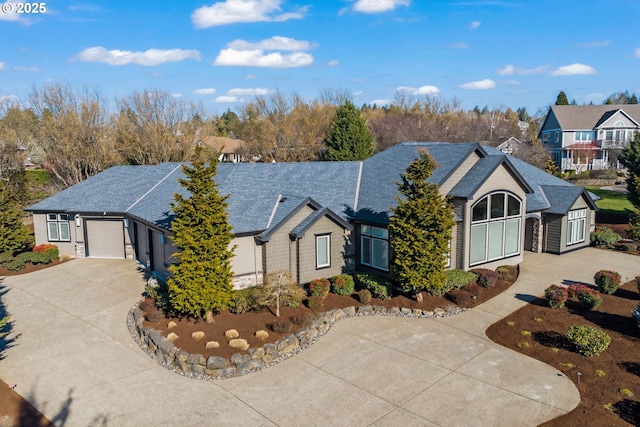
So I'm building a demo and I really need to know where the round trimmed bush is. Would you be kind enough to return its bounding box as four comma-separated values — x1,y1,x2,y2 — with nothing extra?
330,273,355,296
566,324,611,357
594,270,621,295
544,285,568,309
577,289,603,311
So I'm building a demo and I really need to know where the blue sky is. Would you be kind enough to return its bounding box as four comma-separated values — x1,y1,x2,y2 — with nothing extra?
1,0,639,115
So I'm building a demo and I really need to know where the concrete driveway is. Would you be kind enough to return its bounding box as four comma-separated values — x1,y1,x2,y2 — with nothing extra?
1,249,638,426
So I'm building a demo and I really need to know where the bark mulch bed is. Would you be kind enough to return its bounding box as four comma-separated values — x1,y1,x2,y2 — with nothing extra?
486,279,640,427
142,272,517,361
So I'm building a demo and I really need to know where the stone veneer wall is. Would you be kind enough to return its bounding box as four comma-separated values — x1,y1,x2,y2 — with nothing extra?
128,303,466,380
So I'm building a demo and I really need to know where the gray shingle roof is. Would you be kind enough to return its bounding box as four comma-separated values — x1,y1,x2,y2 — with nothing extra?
549,105,640,130
356,142,479,223
483,146,597,213
127,161,361,234
28,163,182,214
30,142,596,234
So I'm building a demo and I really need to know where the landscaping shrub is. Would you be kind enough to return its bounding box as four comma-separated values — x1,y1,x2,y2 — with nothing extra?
330,273,355,296
590,226,621,248
496,265,517,281
465,282,482,298
358,289,372,304
290,313,310,325
566,324,611,356
308,278,330,298
544,285,568,309
447,289,473,305
27,252,51,265
33,244,59,261
567,283,591,299
0,251,13,266
269,319,291,334
444,269,477,292
355,272,392,300
230,288,259,314
594,270,621,295
307,295,323,310
5,259,25,272
577,288,603,311
471,268,499,288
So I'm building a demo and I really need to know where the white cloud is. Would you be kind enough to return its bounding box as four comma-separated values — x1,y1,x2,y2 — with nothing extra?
172,93,183,98
396,85,440,95
215,36,314,68
353,0,410,13
459,79,495,90
0,94,18,104
635,48,640,58
0,62,5,70
503,80,520,86
216,95,242,103
450,42,468,49
550,63,596,76
227,87,269,96
74,46,201,66
353,90,364,96
328,59,339,67
495,64,548,76
193,88,217,95
214,48,312,67
0,1,27,22
245,74,257,79
228,36,313,51
192,0,305,28
470,21,481,29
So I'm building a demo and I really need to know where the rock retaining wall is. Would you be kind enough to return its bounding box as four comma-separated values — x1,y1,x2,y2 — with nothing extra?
128,303,466,380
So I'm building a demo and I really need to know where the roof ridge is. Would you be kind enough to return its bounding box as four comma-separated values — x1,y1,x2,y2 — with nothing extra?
125,163,182,213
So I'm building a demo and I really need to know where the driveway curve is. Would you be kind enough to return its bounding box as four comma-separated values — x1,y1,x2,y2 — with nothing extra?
1,249,636,426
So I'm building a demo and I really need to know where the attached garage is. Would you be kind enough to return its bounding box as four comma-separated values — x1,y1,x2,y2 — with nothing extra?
85,219,125,259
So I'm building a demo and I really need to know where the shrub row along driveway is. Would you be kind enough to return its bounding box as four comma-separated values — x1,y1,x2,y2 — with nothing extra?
0,249,636,426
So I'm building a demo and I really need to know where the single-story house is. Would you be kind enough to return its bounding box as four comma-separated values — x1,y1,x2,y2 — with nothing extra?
28,142,598,288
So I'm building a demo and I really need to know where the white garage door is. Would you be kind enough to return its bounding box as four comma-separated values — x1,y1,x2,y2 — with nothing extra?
85,220,125,259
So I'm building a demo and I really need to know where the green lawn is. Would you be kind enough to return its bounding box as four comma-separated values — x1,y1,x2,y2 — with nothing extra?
584,186,633,219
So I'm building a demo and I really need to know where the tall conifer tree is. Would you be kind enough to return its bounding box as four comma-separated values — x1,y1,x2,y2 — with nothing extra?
389,149,455,298
619,132,640,239
324,100,375,160
167,148,235,319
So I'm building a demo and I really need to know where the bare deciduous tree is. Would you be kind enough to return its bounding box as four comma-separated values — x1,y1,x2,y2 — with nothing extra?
252,270,306,317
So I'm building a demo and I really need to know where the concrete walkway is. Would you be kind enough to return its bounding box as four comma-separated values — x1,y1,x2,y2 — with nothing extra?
0,249,638,426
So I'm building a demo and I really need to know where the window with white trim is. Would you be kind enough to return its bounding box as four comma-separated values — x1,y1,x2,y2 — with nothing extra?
566,208,586,245
360,225,389,271
470,193,521,265
47,213,71,242
316,234,330,269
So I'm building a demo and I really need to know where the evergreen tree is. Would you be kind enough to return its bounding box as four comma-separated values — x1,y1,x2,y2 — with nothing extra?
555,91,569,105
324,100,375,161
389,149,455,298
619,132,640,239
166,148,235,320
0,158,33,255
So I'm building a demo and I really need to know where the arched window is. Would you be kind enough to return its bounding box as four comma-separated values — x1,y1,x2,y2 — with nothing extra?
470,192,521,265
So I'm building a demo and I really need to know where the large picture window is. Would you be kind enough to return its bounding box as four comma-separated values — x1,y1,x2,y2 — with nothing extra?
47,213,71,242
470,193,521,265
316,234,330,269
566,208,586,246
360,225,389,271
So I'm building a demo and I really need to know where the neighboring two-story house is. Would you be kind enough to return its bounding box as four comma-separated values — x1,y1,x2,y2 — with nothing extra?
539,104,640,173
28,142,597,289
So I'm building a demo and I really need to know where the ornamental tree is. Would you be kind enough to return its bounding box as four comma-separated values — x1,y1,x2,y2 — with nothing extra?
389,149,455,298
324,100,375,161
166,148,235,320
